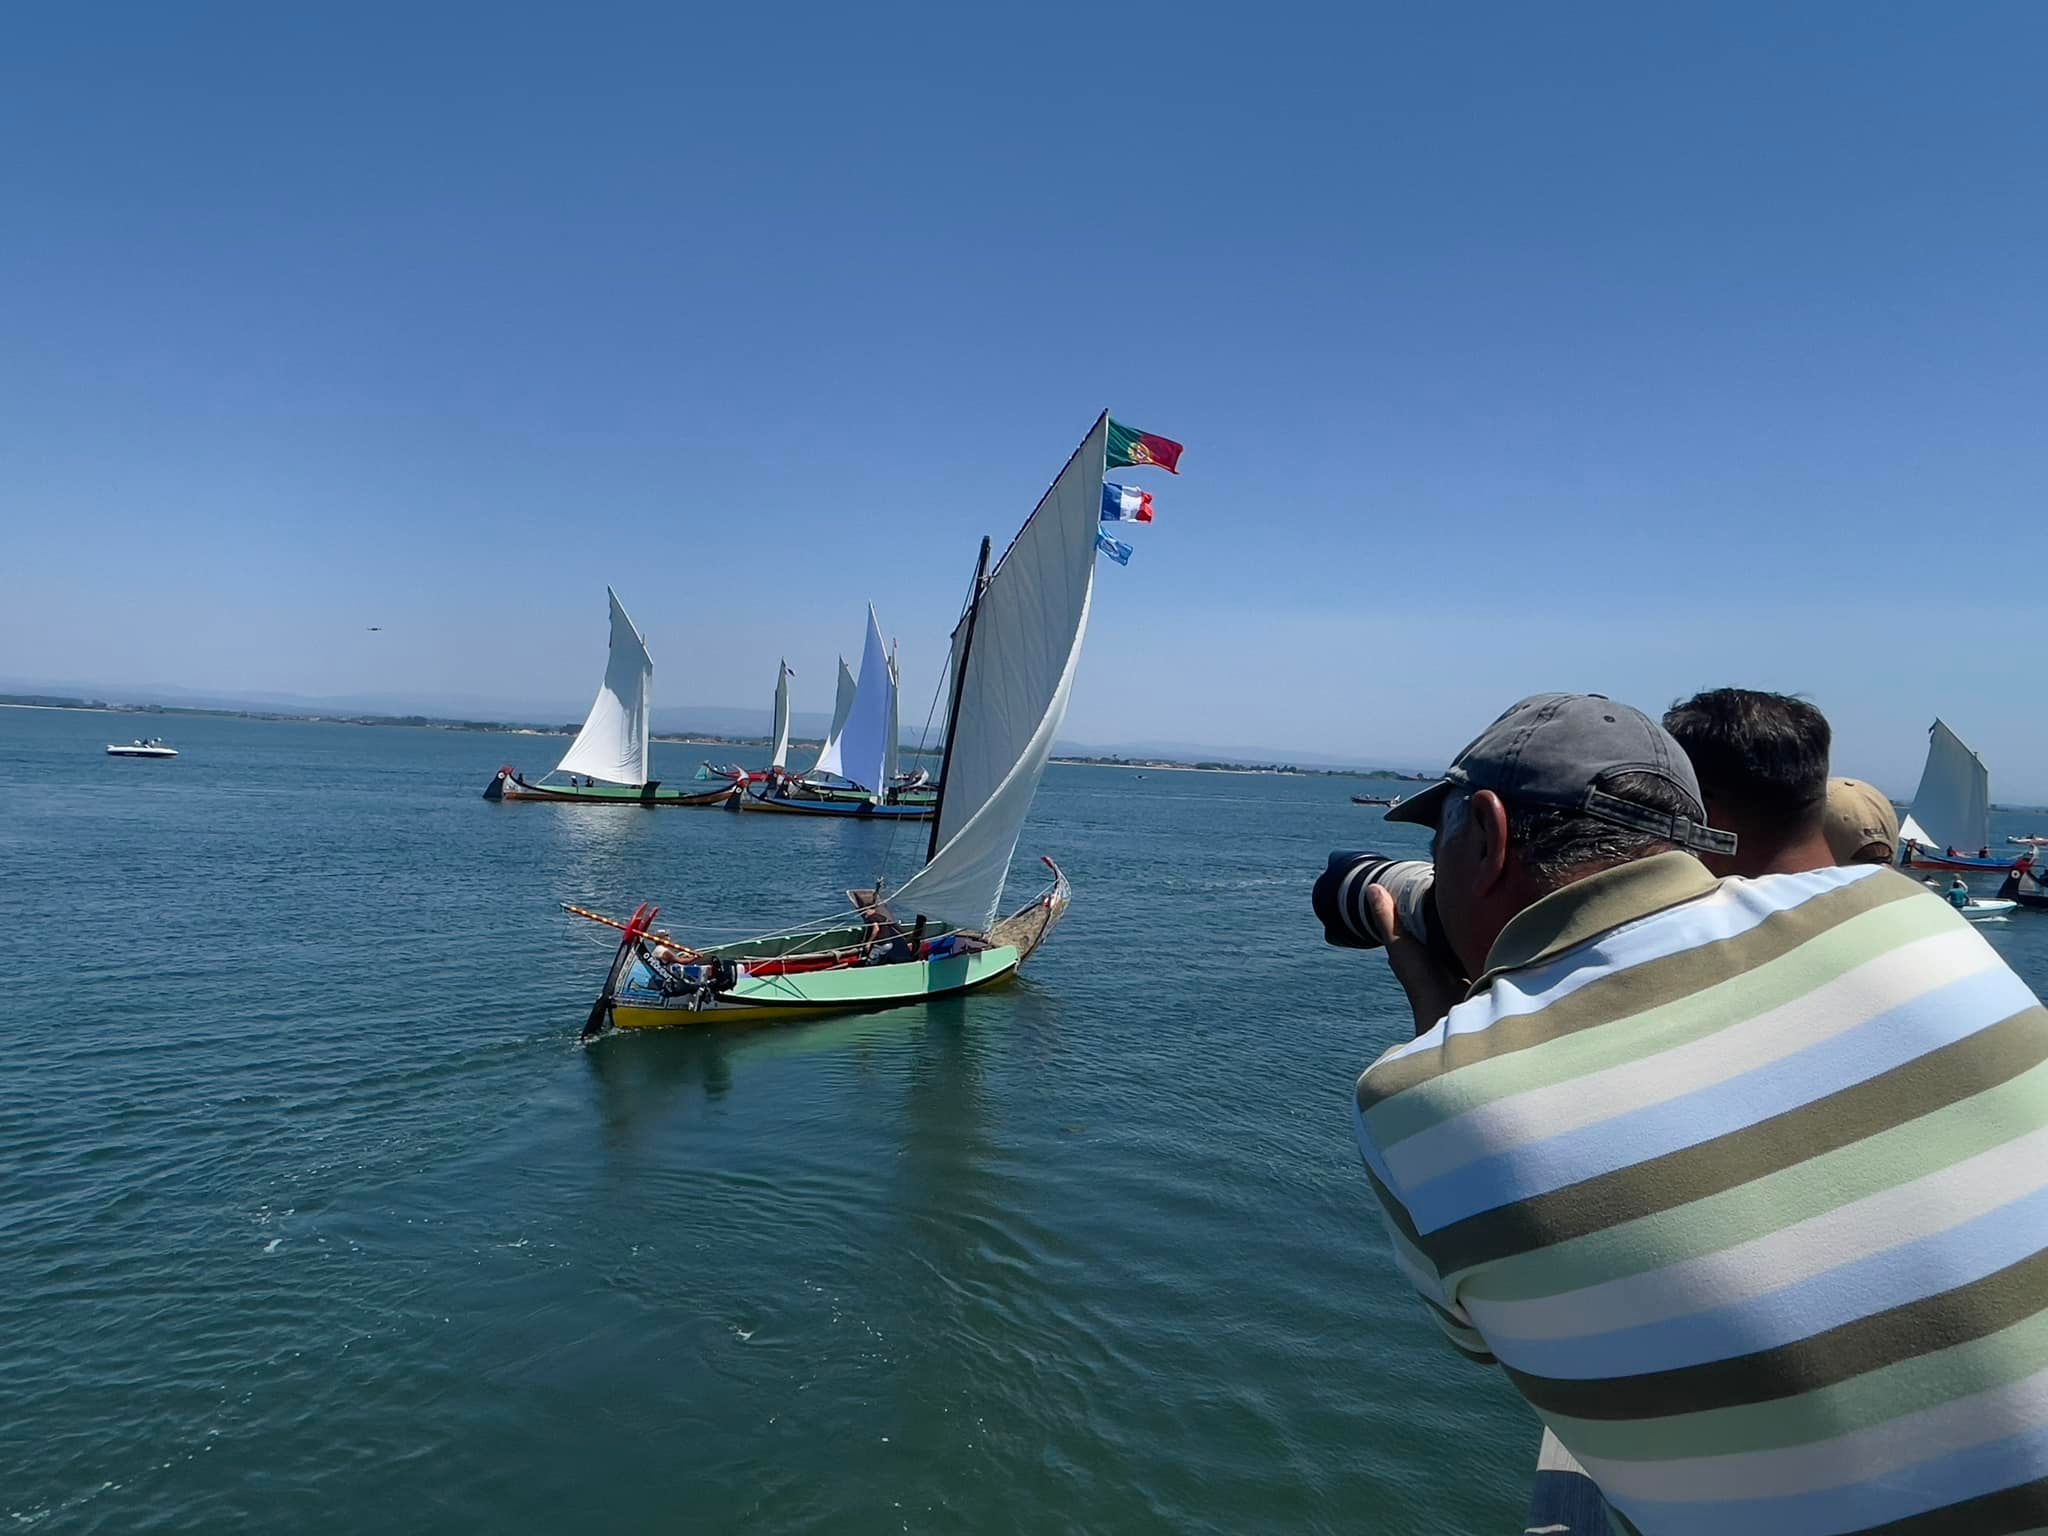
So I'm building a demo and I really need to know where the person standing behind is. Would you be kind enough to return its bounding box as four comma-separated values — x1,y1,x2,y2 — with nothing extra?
1823,777,1902,866
1354,693,2048,1536
1662,687,1833,877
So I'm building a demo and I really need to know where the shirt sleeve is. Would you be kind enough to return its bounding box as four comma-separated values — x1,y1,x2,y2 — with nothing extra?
1354,1060,1497,1367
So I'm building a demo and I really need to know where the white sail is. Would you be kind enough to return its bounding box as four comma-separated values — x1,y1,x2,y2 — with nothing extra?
813,608,891,793
554,587,652,786
890,413,1108,931
884,643,901,789
809,657,857,778
768,660,793,771
1899,813,1939,850
1906,719,1991,853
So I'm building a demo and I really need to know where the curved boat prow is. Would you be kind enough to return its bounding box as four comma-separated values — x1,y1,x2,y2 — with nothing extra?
990,857,1072,966
583,902,659,1040
484,766,514,801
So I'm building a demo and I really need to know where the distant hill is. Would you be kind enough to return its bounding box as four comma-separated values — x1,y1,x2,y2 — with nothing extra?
0,674,1426,774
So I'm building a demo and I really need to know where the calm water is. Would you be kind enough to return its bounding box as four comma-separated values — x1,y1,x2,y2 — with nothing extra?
6,708,2047,1533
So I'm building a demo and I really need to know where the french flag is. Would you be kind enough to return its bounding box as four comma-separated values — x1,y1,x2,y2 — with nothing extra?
1101,483,1155,524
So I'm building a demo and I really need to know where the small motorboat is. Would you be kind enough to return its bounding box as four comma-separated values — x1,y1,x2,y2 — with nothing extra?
1352,792,1402,808
106,738,177,758
1963,898,2018,922
2009,835,2048,847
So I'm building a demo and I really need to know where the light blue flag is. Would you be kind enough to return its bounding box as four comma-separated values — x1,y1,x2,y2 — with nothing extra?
1095,532,1133,566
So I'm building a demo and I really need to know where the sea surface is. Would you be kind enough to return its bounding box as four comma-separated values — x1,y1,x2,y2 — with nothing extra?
5,708,2046,1534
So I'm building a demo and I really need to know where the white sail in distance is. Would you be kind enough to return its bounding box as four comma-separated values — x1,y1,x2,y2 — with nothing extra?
813,608,891,794
890,413,1109,931
884,642,901,789
769,660,793,772
554,587,652,786
1907,719,1991,853
809,657,857,778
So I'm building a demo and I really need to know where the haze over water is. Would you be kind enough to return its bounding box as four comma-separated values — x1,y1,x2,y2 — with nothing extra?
8,708,2048,1532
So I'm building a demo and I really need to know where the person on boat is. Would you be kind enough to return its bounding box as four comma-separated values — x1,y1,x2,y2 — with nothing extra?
1820,777,1901,866
1350,692,2048,1536
852,889,910,963
1949,875,1973,909
1661,687,1832,877
1980,846,1992,859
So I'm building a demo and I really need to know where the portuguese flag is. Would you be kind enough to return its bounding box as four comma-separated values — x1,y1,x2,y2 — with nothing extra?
1107,418,1183,474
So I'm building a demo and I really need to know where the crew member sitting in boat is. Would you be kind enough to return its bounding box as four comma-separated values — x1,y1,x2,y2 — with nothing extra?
1948,875,1973,908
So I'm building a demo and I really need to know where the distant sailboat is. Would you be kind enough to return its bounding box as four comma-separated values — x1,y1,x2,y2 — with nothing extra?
743,610,932,820
484,588,738,807
1898,719,2017,870
577,410,1133,1033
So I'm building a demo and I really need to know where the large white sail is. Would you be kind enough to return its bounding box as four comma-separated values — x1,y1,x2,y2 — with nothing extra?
814,608,891,793
809,657,857,778
554,587,652,786
890,413,1108,931
768,660,793,772
1906,718,1991,853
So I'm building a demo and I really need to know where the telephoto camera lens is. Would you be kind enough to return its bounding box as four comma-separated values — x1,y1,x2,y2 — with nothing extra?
1312,852,1439,950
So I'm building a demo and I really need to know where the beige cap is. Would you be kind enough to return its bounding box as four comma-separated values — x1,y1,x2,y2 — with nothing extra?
1823,777,1900,864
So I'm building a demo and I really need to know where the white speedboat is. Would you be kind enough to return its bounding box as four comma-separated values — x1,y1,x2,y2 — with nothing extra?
1964,898,2017,922
106,738,177,758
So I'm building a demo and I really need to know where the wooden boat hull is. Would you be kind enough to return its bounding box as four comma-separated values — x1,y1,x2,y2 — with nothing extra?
590,862,1070,1034
1903,851,2020,872
610,944,1023,1027
483,768,737,807
736,787,933,820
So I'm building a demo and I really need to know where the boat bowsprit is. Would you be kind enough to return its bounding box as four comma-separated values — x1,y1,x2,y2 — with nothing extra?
575,409,1155,1037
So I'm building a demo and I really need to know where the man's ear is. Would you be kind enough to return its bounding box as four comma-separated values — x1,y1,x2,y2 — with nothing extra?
1469,790,1512,890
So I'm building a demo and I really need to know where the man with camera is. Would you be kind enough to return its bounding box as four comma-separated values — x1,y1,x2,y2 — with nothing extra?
1326,693,2048,1535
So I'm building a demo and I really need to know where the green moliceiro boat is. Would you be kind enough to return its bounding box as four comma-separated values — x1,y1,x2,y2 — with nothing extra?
582,410,1128,1034
482,587,741,807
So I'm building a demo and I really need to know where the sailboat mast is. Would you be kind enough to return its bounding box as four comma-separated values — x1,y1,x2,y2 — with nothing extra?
927,536,993,864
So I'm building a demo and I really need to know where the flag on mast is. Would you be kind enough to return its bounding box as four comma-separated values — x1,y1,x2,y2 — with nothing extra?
1101,483,1155,523
1106,419,1183,474
1095,532,1133,566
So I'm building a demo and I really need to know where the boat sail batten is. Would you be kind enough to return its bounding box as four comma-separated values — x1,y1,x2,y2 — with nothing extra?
1907,719,1991,853
889,413,1108,931
554,587,653,786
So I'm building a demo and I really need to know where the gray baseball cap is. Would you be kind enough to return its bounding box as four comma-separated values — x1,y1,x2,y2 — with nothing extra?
1388,693,1738,858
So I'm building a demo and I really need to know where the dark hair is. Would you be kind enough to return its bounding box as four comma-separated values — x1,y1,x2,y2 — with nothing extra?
1662,688,1830,827
1504,771,1696,885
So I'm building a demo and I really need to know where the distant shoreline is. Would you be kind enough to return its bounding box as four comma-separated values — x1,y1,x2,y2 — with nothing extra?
3,696,1426,780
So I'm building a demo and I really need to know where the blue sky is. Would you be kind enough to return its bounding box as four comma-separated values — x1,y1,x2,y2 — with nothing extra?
4,4,2045,795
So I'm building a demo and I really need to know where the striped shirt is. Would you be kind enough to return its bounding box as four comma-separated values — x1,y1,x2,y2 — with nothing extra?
1353,852,2048,1536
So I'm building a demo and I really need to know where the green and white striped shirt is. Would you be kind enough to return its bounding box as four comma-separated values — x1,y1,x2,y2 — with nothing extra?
1354,853,2048,1536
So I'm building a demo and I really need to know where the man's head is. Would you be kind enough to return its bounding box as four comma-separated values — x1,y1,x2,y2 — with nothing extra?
1388,694,1735,976
1660,688,1832,876
1822,777,1901,866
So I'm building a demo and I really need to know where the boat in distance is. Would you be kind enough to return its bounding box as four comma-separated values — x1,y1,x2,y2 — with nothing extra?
484,587,744,807
107,738,177,758
1351,792,1402,807
1897,720,2019,869
575,409,1174,1036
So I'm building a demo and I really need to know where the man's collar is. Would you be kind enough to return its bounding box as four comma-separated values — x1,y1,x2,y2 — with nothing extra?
1472,851,1719,990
